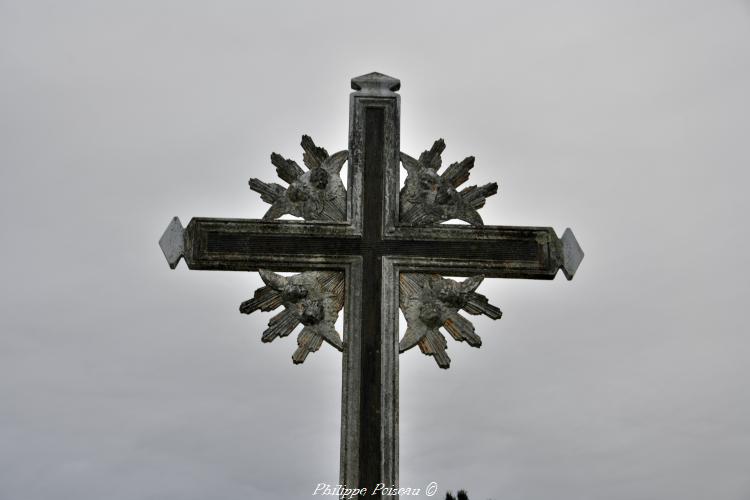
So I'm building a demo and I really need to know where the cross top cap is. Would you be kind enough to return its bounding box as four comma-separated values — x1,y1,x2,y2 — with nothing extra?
351,72,400,95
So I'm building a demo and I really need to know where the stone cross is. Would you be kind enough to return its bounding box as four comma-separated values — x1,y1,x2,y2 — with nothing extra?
159,72,583,498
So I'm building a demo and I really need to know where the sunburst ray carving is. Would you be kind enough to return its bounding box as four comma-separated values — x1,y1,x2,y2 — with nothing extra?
399,273,502,368
240,270,345,364
249,135,348,221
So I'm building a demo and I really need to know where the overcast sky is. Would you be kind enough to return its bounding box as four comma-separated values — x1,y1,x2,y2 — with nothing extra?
2,1,750,499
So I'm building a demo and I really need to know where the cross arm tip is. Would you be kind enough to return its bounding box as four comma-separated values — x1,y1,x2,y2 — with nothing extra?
159,216,185,269
559,228,584,280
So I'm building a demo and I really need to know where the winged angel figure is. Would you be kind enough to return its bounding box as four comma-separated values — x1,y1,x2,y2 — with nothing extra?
248,135,348,221
240,270,344,364
399,273,502,368
400,139,498,226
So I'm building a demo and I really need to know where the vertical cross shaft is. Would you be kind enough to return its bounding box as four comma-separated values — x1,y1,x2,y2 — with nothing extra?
340,74,401,496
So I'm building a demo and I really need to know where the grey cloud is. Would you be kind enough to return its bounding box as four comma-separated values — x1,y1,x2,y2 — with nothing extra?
1,1,749,499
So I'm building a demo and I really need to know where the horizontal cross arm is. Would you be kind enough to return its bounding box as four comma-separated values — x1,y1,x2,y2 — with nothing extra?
158,218,583,278
159,217,360,272
385,224,583,280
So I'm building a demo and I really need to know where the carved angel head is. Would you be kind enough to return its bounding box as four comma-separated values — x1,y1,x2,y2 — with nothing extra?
399,274,502,368
400,139,498,226
240,269,344,364
249,135,348,221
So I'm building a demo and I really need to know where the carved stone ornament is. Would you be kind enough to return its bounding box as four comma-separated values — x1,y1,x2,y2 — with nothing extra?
240,270,345,364
400,139,498,226
160,73,585,493
399,273,502,368
249,135,348,221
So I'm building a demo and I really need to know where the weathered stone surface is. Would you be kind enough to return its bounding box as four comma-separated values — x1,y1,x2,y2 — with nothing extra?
399,140,498,226
158,216,184,269
560,227,584,280
249,135,348,221
351,72,401,94
399,273,502,368
240,269,344,364
160,72,584,498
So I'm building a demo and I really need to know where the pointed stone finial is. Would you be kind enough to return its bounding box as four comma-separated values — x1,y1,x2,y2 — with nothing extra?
351,72,400,95
159,217,185,269
560,228,584,280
